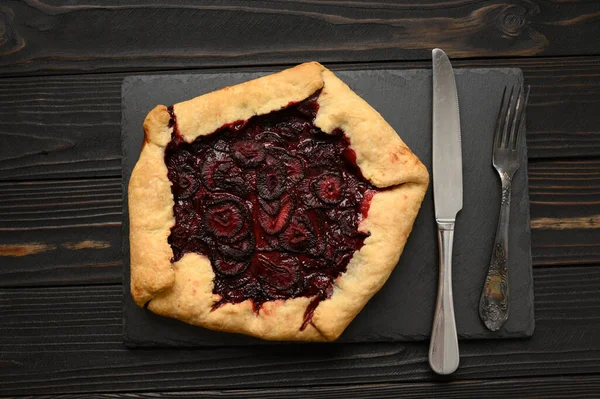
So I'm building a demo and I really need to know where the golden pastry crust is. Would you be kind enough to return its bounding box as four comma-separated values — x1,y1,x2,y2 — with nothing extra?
129,62,429,341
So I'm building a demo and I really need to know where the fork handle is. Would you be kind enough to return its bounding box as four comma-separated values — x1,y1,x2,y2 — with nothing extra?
479,172,511,331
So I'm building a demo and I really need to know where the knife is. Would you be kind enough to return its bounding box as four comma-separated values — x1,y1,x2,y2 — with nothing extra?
429,48,462,375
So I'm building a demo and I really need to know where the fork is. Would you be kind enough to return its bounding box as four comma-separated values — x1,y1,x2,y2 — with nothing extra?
479,84,530,331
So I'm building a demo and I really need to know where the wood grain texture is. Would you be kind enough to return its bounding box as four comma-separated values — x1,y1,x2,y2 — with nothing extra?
1,0,600,75
0,75,122,180
0,266,598,394
0,57,599,182
531,215,600,230
529,159,600,219
528,159,600,265
1,160,598,287
0,178,122,286
6,375,600,398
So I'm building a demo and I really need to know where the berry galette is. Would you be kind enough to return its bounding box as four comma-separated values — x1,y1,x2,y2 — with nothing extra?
129,62,429,341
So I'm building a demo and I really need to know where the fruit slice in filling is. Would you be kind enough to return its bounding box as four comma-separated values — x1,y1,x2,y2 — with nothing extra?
165,92,377,329
312,172,345,205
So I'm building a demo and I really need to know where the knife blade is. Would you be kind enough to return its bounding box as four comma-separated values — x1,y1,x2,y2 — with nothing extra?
428,48,462,375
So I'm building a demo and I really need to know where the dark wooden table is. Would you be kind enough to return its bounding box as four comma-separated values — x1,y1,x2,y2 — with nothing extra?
1,1,600,398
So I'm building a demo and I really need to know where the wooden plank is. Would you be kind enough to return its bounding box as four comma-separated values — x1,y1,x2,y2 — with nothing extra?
1,160,599,287
4,375,600,399
0,178,122,286
528,159,600,218
0,75,123,180
528,159,600,265
0,266,598,394
0,58,598,182
1,1,600,75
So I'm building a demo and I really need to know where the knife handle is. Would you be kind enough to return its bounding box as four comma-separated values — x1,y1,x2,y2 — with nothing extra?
429,221,460,375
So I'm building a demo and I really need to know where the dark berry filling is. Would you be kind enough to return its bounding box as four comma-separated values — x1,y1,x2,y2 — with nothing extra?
165,91,377,330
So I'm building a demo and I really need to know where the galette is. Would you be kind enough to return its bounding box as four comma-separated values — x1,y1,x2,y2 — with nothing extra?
129,62,429,341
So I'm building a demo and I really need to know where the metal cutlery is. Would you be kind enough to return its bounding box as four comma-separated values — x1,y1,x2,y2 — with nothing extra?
479,84,530,331
429,48,462,375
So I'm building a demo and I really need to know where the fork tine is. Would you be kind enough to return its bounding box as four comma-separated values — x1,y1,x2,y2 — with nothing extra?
502,85,516,148
508,85,524,149
512,85,531,150
493,86,508,152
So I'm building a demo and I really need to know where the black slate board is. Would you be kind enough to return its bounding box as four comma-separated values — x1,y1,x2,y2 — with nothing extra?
122,68,534,347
